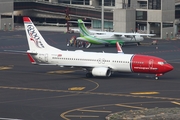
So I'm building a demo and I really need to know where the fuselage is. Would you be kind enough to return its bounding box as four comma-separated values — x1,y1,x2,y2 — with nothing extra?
33,50,173,75
79,33,144,45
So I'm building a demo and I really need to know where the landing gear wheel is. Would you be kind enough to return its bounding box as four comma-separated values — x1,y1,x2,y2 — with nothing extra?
86,73,93,78
85,43,91,48
105,44,109,47
155,76,159,80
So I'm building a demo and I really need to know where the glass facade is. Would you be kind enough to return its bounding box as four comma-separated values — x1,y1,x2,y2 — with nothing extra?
137,1,147,9
93,20,113,29
163,23,173,28
58,0,89,5
148,0,161,10
99,0,115,6
136,11,147,20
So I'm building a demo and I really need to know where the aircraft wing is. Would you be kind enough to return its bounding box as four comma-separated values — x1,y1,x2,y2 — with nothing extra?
113,32,156,37
71,28,108,34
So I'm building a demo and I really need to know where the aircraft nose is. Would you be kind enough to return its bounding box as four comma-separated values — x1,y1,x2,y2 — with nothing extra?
164,64,173,72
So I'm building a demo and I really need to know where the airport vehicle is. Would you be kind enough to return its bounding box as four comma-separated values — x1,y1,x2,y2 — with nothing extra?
24,17,173,79
75,19,155,48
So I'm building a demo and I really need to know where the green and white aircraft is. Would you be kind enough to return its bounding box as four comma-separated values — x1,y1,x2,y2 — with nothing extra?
74,19,155,48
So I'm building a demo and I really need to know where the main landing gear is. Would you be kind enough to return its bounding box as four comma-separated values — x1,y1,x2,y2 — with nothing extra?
137,42,141,46
105,44,109,47
86,73,93,78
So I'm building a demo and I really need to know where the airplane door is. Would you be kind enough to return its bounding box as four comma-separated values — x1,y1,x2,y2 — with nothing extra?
148,59,154,72
45,54,48,62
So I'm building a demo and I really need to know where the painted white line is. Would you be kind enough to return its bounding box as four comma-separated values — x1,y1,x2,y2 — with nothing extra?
0,118,22,120
65,115,99,118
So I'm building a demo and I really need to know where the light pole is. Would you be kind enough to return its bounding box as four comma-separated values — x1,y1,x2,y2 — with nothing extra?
101,0,104,31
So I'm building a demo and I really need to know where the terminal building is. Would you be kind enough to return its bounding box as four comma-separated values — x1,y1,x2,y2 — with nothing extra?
0,0,180,39
0,0,14,31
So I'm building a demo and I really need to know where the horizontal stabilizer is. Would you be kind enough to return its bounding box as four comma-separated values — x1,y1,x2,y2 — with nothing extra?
27,53,36,64
4,50,27,53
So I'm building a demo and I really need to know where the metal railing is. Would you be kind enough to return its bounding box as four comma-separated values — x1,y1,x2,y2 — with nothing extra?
14,1,113,20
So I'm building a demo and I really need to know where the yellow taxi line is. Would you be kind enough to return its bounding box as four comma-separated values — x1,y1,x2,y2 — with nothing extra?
77,109,112,113
171,101,180,106
130,92,159,95
116,104,145,110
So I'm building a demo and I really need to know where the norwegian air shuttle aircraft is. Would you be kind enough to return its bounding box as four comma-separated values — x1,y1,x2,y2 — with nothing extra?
24,17,173,79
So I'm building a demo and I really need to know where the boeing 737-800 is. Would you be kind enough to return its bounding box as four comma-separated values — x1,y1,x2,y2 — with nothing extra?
24,17,173,79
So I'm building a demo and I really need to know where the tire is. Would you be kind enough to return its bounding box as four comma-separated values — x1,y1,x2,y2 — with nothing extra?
86,73,93,78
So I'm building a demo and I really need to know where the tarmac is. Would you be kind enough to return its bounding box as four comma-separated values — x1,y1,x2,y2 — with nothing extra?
0,29,180,120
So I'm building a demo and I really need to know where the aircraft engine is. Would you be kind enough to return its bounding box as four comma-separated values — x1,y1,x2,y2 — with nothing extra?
92,67,111,77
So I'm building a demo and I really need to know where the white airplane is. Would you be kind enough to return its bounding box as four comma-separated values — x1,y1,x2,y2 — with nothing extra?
23,17,173,79
72,19,156,48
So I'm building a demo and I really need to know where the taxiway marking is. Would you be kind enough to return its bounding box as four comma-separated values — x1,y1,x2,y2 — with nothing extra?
0,86,180,101
0,118,22,120
130,92,159,95
77,109,111,113
68,87,85,91
0,66,13,70
171,101,180,106
64,115,99,118
116,104,145,110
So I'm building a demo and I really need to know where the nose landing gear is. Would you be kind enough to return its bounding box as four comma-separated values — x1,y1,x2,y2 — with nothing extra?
155,76,159,80
155,73,163,80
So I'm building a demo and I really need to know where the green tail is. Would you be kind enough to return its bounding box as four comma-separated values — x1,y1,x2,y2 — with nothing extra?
78,19,91,37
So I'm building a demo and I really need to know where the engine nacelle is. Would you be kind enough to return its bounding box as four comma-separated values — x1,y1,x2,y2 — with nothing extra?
92,67,111,77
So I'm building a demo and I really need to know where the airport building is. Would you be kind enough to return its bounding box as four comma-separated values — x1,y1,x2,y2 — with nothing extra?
1,0,180,39
0,0,14,31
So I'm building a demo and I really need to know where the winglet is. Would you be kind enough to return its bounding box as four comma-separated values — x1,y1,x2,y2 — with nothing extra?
116,42,124,54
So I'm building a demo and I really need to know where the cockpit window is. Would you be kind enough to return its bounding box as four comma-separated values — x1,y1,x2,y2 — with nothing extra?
158,61,167,65
158,62,164,65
